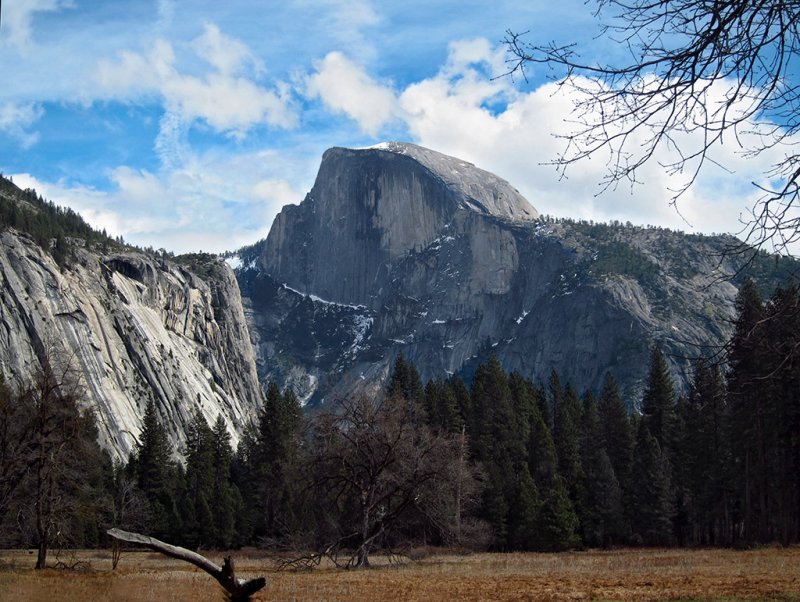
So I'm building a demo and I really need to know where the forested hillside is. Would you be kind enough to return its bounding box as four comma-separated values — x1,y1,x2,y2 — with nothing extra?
4,275,796,566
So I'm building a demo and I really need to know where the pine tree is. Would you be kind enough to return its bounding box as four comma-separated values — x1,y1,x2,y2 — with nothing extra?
597,372,634,527
641,345,676,460
630,421,673,545
536,476,580,551
553,382,582,498
759,282,800,544
387,352,424,406
727,278,770,544
680,357,729,545
507,466,541,550
424,379,462,433
182,410,215,548
210,415,238,548
579,393,625,547
134,398,180,541
254,382,303,541
470,356,534,549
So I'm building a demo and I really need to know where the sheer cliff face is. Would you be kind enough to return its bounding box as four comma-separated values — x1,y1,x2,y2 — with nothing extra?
262,143,537,307
0,231,262,461
242,142,759,406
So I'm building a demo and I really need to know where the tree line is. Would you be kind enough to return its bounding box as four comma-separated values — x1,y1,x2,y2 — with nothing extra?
1,278,798,567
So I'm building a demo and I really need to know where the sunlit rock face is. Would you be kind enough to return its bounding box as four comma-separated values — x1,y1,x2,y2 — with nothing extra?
0,230,262,461
238,142,763,407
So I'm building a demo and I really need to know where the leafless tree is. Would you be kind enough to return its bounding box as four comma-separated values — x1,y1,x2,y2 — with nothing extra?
25,349,94,569
307,395,472,568
505,0,800,253
0,347,104,569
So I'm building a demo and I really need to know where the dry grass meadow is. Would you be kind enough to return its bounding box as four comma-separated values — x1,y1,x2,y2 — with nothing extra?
0,546,799,601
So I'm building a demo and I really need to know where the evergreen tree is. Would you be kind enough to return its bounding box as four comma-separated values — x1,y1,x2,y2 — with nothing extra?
230,422,259,544
727,278,771,544
630,421,673,545
766,283,800,544
424,379,463,433
387,352,424,407
210,415,238,548
553,382,582,498
254,383,303,541
470,356,533,549
134,398,180,541
536,476,580,551
449,376,473,431
641,345,677,459
579,393,625,547
680,357,730,545
597,372,634,529
181,410,215,548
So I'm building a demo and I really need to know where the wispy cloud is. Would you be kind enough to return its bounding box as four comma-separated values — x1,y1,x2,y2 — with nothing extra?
1,0,74,50
0,101,43,149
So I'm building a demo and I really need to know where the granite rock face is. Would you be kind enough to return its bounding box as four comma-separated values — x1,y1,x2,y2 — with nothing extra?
238,142,775,406
0,229,262,461
261,143,537,307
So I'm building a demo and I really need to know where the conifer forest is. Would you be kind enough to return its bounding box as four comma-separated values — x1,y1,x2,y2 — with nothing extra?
1,277,798,566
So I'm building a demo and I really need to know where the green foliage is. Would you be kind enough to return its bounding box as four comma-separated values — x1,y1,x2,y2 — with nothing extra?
630,421,674,545
592,240,660,284
0,177,118,265
641,345,677,457
579,393,626,547
132,398,181,542
387,352,424,407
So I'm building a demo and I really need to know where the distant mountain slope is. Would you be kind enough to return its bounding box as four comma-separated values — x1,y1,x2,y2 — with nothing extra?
235,143,797,406
0,178,262,461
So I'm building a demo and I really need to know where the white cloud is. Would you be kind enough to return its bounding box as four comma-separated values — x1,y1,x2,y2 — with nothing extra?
388,39,795,241
295,0,381,61
0,101,43,148
192,23,263,77
95,27,297,137
11,146,309,254
305,51,397,136
1,0,73,50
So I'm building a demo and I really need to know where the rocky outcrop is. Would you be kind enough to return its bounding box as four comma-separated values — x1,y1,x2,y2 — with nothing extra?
238,142,788,406
0,230,262,461
261,143,537,308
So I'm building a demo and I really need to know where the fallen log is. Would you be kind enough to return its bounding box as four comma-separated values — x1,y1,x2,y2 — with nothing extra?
107,528,266,600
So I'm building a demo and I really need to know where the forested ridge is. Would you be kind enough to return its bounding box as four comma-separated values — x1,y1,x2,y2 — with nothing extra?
1,276,798,566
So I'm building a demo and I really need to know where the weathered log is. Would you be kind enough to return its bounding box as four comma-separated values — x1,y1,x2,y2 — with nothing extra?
107,528,266,600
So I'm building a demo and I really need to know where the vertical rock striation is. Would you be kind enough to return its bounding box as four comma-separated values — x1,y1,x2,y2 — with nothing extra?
0,230,262,461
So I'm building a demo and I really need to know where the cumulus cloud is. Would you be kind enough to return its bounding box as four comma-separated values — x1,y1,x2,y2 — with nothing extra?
305,51,398,136
388,39,793,240
95,27,297,138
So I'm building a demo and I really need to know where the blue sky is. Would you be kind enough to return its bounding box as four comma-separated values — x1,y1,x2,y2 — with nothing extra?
0,0,788,253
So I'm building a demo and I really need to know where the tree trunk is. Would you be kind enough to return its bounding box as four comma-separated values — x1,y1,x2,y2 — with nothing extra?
35,542,47,570
107,528,266,599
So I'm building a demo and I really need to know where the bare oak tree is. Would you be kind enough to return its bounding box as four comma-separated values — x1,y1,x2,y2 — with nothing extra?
505,0,800,252
308,395,470,568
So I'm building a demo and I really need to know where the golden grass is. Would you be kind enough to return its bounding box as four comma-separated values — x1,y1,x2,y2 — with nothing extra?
0,546,799,601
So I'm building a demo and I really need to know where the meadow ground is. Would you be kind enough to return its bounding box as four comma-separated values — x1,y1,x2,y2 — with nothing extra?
0,546,798,601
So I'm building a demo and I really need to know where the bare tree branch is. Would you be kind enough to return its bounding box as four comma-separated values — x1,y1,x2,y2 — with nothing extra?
107,528,267,600
504,0,800,254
